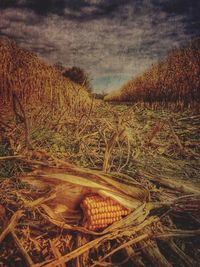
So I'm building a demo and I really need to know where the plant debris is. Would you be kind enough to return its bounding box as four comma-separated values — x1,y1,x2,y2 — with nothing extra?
0,39,199,267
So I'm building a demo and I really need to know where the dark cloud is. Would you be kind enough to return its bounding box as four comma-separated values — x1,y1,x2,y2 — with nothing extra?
153,0,200,34
0,0,199,92
0,0,132,18
155,0,200,14
0,0,66,15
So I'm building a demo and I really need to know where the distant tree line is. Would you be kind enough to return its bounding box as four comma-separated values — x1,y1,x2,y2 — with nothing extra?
54,63,92,93
92,91,107,100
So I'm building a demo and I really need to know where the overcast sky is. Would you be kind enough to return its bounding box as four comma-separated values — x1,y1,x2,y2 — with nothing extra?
0,0,199,92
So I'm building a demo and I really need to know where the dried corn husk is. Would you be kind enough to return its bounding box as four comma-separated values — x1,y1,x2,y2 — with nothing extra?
20,165,149,231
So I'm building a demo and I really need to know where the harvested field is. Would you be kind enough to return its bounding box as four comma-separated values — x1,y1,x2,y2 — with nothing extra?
0,100,200,267
0,38,200,267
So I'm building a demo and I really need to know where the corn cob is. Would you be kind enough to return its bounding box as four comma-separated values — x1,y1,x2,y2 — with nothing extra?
81,194,130,231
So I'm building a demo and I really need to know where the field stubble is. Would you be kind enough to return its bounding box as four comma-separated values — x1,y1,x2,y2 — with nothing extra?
0,100,200,266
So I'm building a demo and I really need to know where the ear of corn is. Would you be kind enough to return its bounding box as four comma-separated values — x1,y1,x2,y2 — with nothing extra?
81,194,130,231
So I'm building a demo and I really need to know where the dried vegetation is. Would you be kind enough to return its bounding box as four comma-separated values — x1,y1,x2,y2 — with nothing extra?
105,39,200,110
0,38,91,114
1,101,200,267
0,39,200,267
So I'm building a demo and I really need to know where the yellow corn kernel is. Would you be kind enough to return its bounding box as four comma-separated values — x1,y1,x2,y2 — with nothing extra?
81,194,131,231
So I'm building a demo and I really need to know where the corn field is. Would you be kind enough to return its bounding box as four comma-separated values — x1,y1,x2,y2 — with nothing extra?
0,38,92,116
0,39,200,267
105,39,200,110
